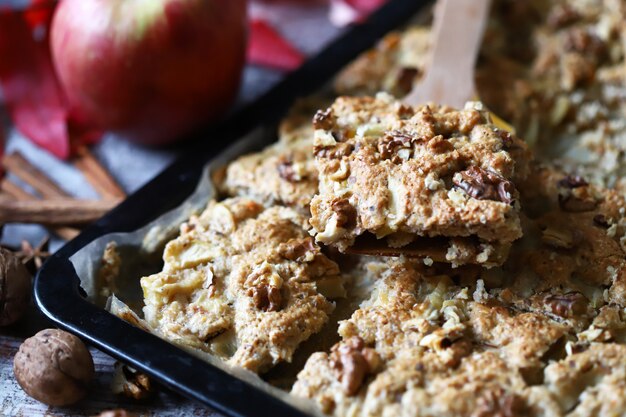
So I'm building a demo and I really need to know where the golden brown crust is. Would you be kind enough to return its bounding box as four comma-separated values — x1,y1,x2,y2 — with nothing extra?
141,198,343,373
309,96,530,263
477,0,626,192
334,27,431,97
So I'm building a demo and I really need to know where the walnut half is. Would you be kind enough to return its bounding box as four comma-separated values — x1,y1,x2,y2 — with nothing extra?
453,166,516,204
330,336,381,396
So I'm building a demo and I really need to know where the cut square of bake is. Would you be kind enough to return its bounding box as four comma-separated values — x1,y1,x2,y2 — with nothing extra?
334,26,431,97
220,100,325,212
309,95,530,266
140,197,344,373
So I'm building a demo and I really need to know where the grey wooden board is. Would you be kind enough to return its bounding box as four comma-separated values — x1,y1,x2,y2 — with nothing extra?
0,334,222,417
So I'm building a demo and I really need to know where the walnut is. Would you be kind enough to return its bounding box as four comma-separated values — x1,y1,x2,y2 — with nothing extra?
563,28,605,59
558,175,588,189
111,362,154,400
396,103,414,119
330,337,380,396
314,142,354,159
98,241,121,301
593,214,610,228
472,389,528,417
331,198,357,229
378,130,415,161
453,166,515,204
556,176,598,212
495,129,521,150
278,237,319,262
0,247,31,326
277,158,300,183
13,329,94,406
313,108,335,130
545,292,588,318
247,285,282,312
428,134,453,153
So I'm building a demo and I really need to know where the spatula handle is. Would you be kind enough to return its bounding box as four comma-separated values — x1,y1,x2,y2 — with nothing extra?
404,0,491,108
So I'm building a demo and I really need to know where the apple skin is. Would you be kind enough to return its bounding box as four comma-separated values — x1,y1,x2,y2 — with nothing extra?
51,0,247,145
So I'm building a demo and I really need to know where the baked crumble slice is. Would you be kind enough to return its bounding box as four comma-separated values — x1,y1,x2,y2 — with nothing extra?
477,0,626,192
334,27,431,97
141,198,344,373
292,256,626,417
220,101,324,212
291,259,571,416
309,95,530,266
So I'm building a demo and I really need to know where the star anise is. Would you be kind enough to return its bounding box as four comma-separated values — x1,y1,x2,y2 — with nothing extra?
15,236,50,273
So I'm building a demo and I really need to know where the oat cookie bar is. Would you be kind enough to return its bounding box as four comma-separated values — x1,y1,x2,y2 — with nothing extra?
141,197,344,373
309,95,530,266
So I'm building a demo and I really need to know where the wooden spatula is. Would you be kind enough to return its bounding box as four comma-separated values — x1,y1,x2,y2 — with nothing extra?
347,0,493,262
404,0,491,108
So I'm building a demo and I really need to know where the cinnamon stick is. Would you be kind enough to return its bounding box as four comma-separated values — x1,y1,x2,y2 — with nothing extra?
73,146,126,200
1,178,34,200
0,199,118,226
1,178,81,240
2,152,69,198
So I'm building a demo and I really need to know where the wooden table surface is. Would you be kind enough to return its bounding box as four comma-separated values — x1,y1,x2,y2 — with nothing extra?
0,306,222,417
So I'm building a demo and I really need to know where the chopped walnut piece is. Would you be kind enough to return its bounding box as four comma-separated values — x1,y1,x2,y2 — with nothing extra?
563,29,605,59
248,285,282,312
428,135,454,153
330,337,380,396
111,363,154,400
277,159,299,183
453,166,516,204
472,389,529,417
558,175,588,189
278,237,319,262
314,142,354,159
593,214,610,228
313,108,336,130
331,198,357,229
377,130,416,161
544,292,588,318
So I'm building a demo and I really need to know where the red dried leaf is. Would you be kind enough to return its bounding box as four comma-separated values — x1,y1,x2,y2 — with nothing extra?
0,1,101,160
247,18,304,71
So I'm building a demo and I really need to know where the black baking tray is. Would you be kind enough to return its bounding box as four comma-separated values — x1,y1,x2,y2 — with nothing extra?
34,1,431,416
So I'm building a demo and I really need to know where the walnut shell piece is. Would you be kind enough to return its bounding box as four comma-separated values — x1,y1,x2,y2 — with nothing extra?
13,329,94,406
0,247,32,326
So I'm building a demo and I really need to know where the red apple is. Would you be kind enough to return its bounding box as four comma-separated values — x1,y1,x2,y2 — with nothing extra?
51,0,247,145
